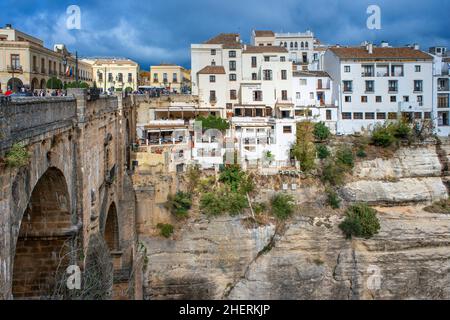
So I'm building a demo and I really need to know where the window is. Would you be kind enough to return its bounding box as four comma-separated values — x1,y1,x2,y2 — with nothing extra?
128,73,133,83
280,56,286,62
390,96,397,102
153,73,158,82
343,80,353,92
417,95,423,106
283,126,292,133
415,65,421,72
98,72,103,82
41,58,45,73
388,112,397,120
263,70,272,81
299,79,307,86
253,90,263,101
118,73,123,82
163,73,168,83
362,64,375,77
252,73,257,80
365,112,375,120
172,73,177,83
229,50,236,58
377,113,386,120
108,73,113,82
264,56,270,62
229,74,237,81
229,60,236,71
251,56,257,68
230,90,237,100
403,96,409,102
211,60,216,66
354,112,363,120
211,49,216,55
281,70,287,80
361,96,368,103
414,80,423,92
344,66,351,73
281,90,288,100
376,96,382,103
342,112,352,120
388,80,398,92
32,56,37,71
296,92,301,99
414,112,422,120
226,103,232,109
365,80,375,92
210,75,216,83
424,112,431,119
326,110,332,120
344,96,352,103
10,54,20,69
210,90,216,102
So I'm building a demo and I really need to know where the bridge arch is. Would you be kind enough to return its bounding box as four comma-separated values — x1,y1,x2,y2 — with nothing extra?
12,167,74,299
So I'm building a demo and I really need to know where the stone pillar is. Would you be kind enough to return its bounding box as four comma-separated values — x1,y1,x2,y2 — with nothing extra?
68,88,88,123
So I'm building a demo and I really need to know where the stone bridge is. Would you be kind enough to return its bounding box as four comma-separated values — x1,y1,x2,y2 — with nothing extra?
0,90,140,300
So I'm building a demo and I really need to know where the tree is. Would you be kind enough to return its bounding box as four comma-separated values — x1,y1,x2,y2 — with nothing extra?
46,77,63,89
339,203,381,239
313,122,331,141
293,121,316,172
196,115,230,131
271,193,295,220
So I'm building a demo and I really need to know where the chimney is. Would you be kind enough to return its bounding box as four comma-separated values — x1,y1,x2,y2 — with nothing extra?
381,41,389,48
413,43,420,50
244,44,247,50
366,43,373,54
5,24,12,29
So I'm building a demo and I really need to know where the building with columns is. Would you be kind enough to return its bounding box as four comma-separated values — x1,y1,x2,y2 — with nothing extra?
0,24,93,92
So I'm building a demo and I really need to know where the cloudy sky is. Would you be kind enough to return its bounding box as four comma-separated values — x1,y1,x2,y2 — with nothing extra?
1,0,449,69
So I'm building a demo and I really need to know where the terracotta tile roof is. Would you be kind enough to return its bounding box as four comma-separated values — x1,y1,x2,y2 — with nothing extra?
293,70,331,78
329,46,433,60
204,33,240,45
243,45,288,54
198,66,226,75
254,30,275,37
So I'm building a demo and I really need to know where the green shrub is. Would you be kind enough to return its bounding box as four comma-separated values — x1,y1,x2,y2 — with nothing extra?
339,203,380,239
321,161,348,186
196,115,230,131
254,202,268,215
389,121,412,139
356,147,367,158
326,188,341,209
186,164,201,191
226,192,249,216
316,144,330,160
165,192,192,218
200,192,226,216
293,121,316,172
46,77,63,89
371,125,395,147
219,165,245,192
5,143,30,168
65,81,90,89
157,223,174,238
336,147,354,168
271,194,295,220
314,122,331,141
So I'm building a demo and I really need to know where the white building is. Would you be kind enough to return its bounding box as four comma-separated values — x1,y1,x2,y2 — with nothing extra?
251,30,315,66
292,70,337,133
323,43,434,135
429,46,450,136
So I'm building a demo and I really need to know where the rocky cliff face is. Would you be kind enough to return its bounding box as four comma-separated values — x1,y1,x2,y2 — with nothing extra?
141,144,450,300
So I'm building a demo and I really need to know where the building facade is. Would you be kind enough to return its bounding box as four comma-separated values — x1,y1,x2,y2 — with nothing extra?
0,24,92,92
429,47,450,136
323,43,434,135
150,64,191,93
83,58,139,93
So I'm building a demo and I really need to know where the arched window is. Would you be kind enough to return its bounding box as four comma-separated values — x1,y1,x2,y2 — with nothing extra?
295,42,298,48
284,42,287,48
301,42,304,48
290,42,293,48
305,42,309,48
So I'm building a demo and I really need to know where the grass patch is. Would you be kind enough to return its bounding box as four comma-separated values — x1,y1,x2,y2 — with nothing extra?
423,199,450,214
5,143,30,168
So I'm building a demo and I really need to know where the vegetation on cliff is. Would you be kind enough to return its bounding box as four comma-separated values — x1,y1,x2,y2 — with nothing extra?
339,203,381,239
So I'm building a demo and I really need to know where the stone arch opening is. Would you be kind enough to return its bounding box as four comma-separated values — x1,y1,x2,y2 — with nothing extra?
7,77,23,91
104,202,120,252
12,167,73,299
31,78,39,91
40,79,46,90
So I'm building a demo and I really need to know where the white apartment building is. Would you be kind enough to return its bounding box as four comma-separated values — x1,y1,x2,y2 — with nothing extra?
323,43,434,135
429,46,450,136
251,30,315,66
292,70,337,133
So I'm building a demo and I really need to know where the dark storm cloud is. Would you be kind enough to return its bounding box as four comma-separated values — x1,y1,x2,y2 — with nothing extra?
0,0,448,69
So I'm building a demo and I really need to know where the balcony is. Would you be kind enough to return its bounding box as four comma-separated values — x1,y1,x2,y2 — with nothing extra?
391,71,404,77
343,88,352,93
7,65,23,73
361,72,374,77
